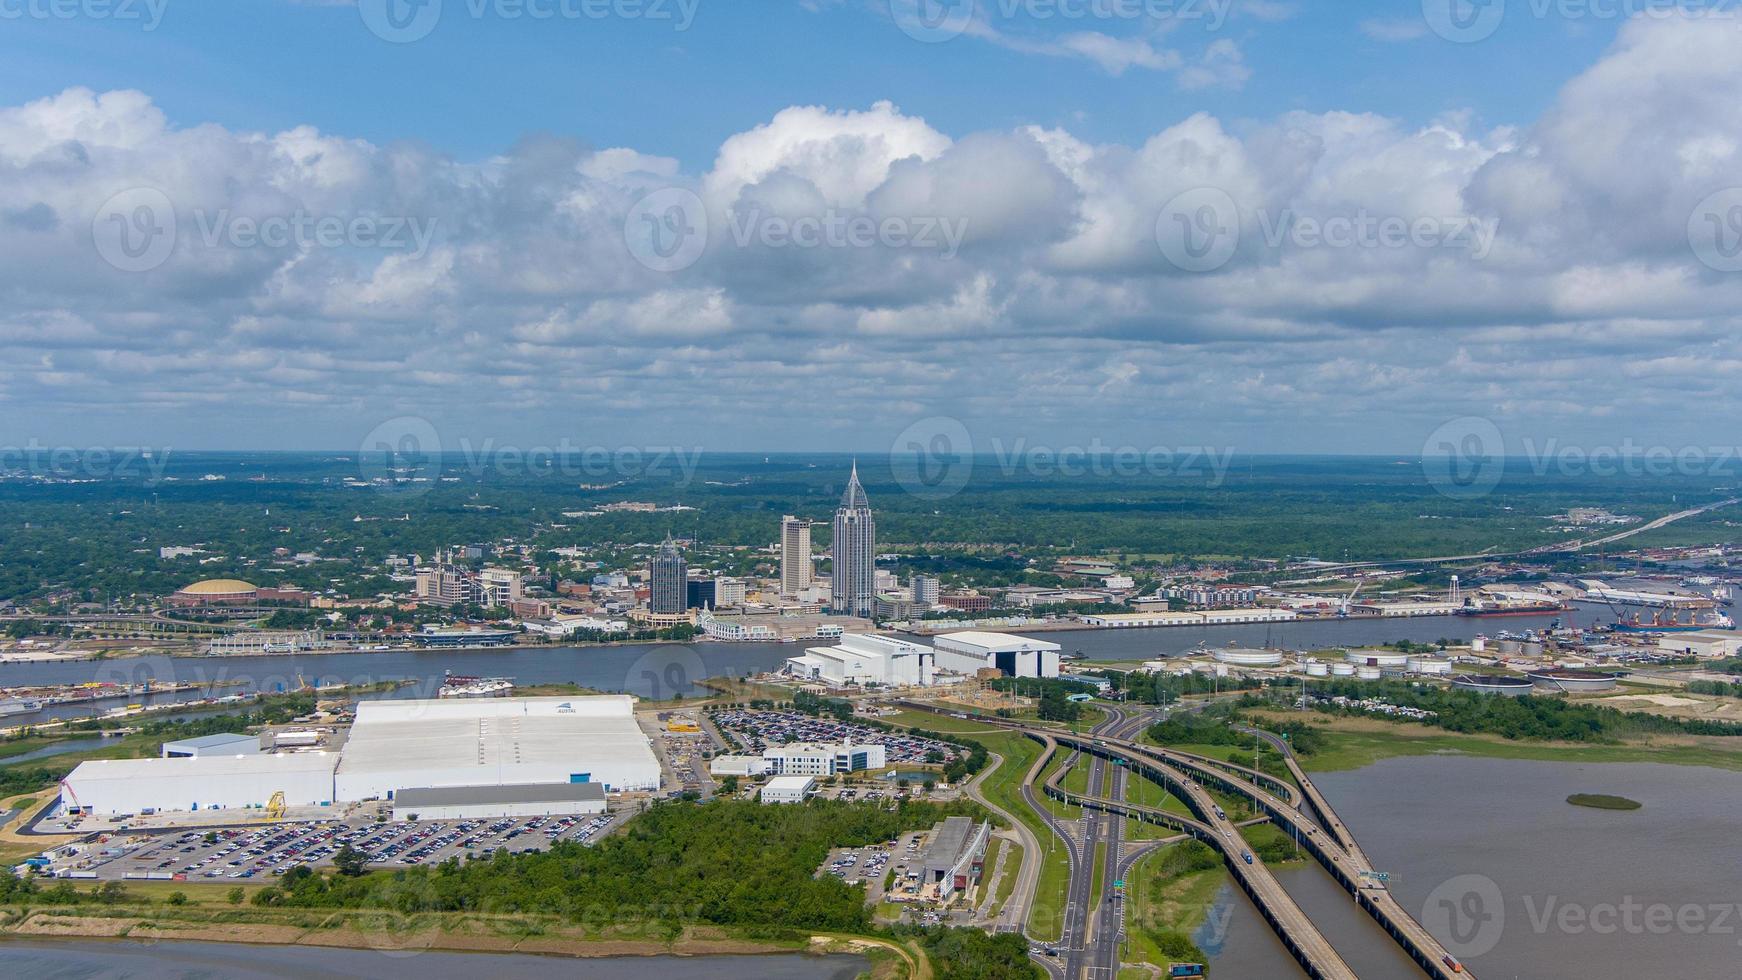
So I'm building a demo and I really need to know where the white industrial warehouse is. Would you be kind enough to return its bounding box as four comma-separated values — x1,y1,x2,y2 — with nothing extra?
60,696,661,818
931,631,1061,678
334,696,660,800
784,633,935,687
61,752,340,815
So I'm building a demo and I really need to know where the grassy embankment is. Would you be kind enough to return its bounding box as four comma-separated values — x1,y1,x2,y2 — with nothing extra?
1120,843,1225,975
952,728,1073,943
1243,710,1742,773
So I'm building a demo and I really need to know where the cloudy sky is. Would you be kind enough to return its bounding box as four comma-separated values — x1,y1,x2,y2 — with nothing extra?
2,1,1740,458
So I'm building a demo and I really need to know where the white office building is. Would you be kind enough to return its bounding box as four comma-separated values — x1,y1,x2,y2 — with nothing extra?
784,633,935,687
709,755,772,777
760,774,816,804
932,631,1061,678
761,741,888,775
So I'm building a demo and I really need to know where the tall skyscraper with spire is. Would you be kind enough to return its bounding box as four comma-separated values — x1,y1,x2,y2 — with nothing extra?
649,537,687,615
831,462,876,617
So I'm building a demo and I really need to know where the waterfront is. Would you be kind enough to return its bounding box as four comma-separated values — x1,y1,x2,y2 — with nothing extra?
0,610,1570,726
0,939,870,979
1315,755,1742,978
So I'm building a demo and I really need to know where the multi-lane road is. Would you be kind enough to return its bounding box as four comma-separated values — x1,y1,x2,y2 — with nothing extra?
902,698,1475,980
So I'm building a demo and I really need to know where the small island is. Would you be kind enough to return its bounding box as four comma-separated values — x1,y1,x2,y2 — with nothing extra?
1567,793,1643,811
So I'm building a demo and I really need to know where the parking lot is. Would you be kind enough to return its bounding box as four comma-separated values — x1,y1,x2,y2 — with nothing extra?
819,839,896,901
50,810,628,882
710,708,966,766
818,829,957,925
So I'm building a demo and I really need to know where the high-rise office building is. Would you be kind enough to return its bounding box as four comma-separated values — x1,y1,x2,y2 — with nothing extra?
780,516,813,595
912,574,940,606
649,538,687,615
831,463,876,617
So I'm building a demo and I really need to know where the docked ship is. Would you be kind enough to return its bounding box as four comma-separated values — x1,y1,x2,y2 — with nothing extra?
0,698,43,718
437,671,515,698
1455,597,1567,617
1608,609,1732,633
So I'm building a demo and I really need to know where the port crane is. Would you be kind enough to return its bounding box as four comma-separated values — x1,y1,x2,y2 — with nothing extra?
1337,579,1365,617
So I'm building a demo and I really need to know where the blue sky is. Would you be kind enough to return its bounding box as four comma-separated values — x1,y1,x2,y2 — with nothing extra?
0,1,1617,167
3,3,1741,456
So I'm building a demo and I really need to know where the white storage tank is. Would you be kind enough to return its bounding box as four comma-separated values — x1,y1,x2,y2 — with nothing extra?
1345,650,1410,668
1407,657,1452,675
1331,663,1356,677
1305,661,1331,678
1212,648,1285,668
1354,666,1383,681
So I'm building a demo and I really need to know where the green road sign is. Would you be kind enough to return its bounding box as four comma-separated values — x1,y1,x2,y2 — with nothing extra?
1114,880,1124,889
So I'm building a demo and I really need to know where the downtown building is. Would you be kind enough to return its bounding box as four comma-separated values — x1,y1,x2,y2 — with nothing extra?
780,515,814,595
831,463,876,617
648,538,687,615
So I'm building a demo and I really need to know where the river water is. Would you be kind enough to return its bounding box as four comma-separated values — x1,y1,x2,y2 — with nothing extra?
1169,753,1742,979
1312,755,1742,979
0,939,870,978
0,610,1564,725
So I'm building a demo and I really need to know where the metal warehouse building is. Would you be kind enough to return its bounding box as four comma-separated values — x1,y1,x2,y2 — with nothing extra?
333,696,661,801
161,732,260,758
61,752,338,816
390,782,607,821
931,631,1061,679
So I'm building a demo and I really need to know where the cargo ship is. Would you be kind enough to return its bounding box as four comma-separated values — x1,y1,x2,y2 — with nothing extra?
1455,597,1567,617
437,671,515,698
1608,610,1732,633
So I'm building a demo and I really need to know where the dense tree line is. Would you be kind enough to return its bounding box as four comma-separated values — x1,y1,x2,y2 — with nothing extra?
1106,669,1266,706
243,799,975,933
6,452,1736,604
1296,680,1742,741
893,925,1041,979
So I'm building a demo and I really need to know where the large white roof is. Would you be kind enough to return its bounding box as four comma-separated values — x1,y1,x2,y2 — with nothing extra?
935,630,1062,653
68,751,337,783
336,696,656,784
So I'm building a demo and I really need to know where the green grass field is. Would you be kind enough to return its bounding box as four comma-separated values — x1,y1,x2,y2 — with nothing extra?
989,838,1023,919
1088,841,1107,910
957,730,1074,942
1122,845,1225,971
1286,720,1742,773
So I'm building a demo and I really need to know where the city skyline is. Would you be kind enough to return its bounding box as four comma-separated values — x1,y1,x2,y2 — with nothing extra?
830,462,877,618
